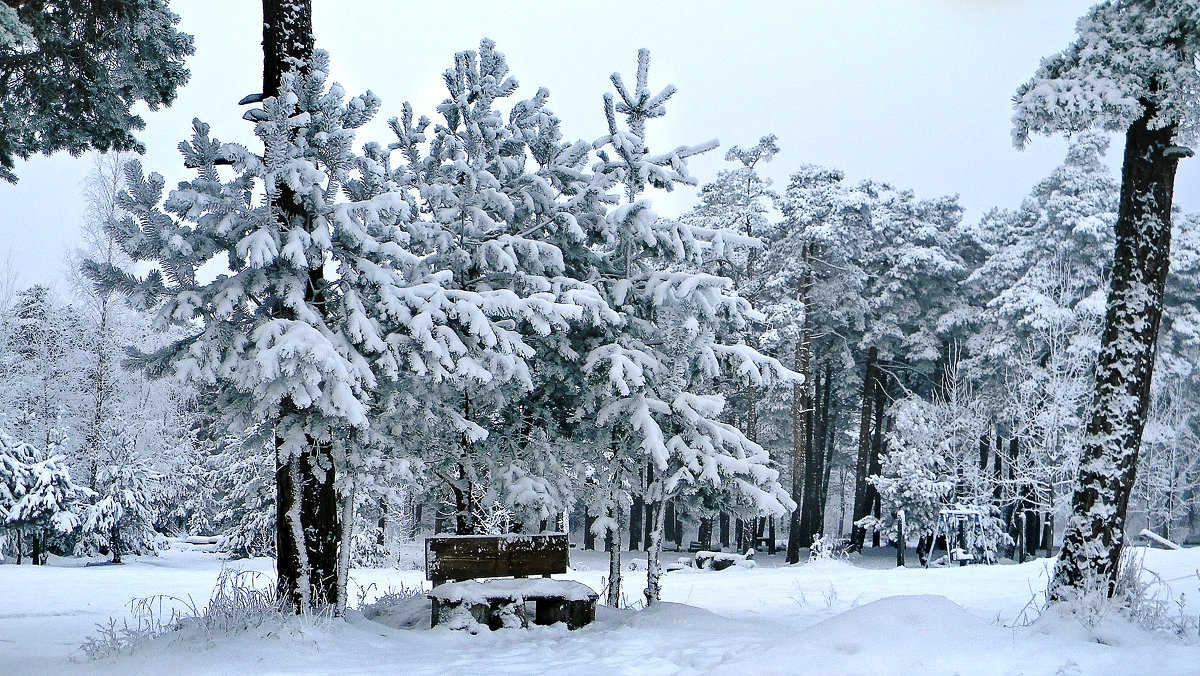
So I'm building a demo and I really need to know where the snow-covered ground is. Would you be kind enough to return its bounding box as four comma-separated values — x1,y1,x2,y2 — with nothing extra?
4,541,1200,675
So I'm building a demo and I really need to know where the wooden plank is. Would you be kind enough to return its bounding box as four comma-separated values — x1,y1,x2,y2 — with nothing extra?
426,533,569,582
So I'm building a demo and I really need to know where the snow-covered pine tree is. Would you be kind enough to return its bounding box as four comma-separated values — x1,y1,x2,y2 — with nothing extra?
861,352,1010,565
580,50,796,605
87,38,590,610
1138,212,1200,541
680,135,781,551
0,428,84,564
212,426,277,558
80,435,160,564
963,132,1119,553
0,0,193,182
770,165,874,560
1013,0,1200,599
371,40,610,537
0,286,86,458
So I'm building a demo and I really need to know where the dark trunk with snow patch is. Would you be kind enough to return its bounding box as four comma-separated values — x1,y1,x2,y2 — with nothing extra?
1050,103,1183,599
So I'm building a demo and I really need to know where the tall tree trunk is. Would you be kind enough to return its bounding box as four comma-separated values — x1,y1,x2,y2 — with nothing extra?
992,432,1004,504
111,524,122,564
263,0,343,613
869,375,886,548
819,363,835,529
30,530,41,566
377,498,387,547
1051,104,1185,599
644,498,669,605
606,502,622,607
698,516,713,550
786,264,813,563
851,347,878,551
643,463,656,551
801,361,829,544
628,468,648,552
584,511,597,550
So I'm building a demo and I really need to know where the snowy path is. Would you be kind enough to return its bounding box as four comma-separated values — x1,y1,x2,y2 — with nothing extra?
2,544,1200,674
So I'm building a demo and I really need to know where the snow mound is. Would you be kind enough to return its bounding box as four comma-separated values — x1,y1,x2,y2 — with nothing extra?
805,594,990,645
798,595,1008,674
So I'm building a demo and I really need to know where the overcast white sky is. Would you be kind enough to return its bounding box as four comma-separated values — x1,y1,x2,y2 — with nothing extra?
1,0,1196,289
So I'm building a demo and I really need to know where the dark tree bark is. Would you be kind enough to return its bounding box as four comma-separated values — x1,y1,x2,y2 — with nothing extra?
850,347,878,551
818,363,835,529
719,512,730,548
1025,511,1041,557
786,266,814,563
643,464,656,551
377,499,387,547
868,368,886,548
992,433,1004,504
664,500,677,546
1042,513,1055,557
797,365,824,550
584,511,597,550
698,516,714,550
263,0,343,613
629,495,643,551
1051,103,1185,598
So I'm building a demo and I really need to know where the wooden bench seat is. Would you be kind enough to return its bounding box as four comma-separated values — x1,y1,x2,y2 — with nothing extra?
425,533,597,631
428,578,597,630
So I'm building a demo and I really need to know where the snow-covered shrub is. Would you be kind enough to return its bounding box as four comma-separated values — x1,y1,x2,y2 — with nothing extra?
358,584,428,629
78,569,287,661
196,569,285,632
1030,548,1200,639
808,534,849,561
77,598,181,662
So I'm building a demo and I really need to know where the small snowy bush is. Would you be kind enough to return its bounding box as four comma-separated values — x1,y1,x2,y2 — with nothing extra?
808,534,849,561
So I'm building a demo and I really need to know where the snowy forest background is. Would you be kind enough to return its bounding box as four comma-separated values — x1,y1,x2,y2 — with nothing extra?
5,95,1200,572
1,0,1200,635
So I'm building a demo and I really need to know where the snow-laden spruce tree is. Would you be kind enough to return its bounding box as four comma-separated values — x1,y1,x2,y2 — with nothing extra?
0,0,192,182
89,44,591,610
579,51,796,605
80,438,160,564
372,40,610,536
963,133,1119,541
678,135,782,551
1013,0,1199,599
212,426,277,558
0,427,84,564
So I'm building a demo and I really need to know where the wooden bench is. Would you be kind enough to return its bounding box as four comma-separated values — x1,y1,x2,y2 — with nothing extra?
425,533,597,631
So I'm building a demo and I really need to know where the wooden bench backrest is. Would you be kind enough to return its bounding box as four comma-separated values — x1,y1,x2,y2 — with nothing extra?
426,533,568,584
